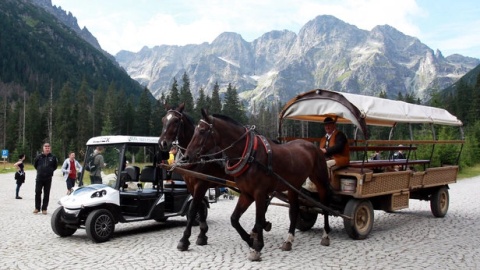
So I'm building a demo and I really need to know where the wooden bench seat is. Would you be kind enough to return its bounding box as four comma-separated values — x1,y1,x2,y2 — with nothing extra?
349,145,417,152
348,159,430,169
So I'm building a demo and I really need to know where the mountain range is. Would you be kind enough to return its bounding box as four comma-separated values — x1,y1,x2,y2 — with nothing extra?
115,15,479,109
31,1,480,110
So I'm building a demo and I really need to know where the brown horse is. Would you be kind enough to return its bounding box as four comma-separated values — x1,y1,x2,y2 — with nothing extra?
158,103,271,251
183,109,332,261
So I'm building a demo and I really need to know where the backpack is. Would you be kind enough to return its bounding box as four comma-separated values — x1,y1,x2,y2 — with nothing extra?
85,153,98,172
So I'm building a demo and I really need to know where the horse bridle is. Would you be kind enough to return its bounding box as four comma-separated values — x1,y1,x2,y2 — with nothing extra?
165,109,185,150
195,118,257,175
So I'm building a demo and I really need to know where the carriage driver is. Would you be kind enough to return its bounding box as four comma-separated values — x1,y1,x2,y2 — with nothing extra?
319,117,350,175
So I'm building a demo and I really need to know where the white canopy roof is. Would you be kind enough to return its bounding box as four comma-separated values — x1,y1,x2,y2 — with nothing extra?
279,89,463,137
86,135,159,145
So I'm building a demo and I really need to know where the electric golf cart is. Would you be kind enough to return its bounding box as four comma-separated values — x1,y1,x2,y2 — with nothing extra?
51,135,209,243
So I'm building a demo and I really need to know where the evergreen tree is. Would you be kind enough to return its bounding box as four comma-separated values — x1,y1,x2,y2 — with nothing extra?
210,82,222,114
103,82,122,134
134,88,152,136
167,78,180,107
222,83,247,123
75,80,91,155
25,91,47,159
454,79,471,125
150,99,165,136
54,82,74,157
93,84,106,136
194,87,208,121
5,100,20,153
180,72,194,113
121,99,135,135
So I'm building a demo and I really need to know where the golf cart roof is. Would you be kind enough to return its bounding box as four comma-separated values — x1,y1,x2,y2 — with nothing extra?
86,135,159,146
279,89,463,137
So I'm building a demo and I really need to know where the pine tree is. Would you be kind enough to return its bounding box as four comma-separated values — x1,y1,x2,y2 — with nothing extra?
134,88,152,136
25,91,47,159
210,82,222,114
54,82,74,157
93,84,106,136
75,79,91,155
167,78,180,107
180,72,194,113
150,99,165,136
222,83,247,123
194,87,208,121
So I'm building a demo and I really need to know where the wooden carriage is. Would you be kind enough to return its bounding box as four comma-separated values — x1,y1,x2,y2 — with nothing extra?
277,89,464,239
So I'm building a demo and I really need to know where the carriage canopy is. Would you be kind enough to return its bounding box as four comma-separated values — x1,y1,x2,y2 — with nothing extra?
278,89,463,139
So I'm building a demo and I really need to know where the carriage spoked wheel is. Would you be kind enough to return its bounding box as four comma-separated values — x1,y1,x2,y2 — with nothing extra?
430,186,449,218
343,199,374,240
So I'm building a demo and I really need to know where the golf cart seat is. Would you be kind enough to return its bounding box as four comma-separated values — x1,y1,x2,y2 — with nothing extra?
140,166,159,191
121,166,140,191
125,166,140,181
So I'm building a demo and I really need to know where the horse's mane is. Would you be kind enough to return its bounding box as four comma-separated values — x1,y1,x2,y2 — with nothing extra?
212,114,244,128
181,112,195,126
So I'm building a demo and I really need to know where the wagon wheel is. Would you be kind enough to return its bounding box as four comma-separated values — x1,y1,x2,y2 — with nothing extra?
343,199,374,240
430,186,449,218
295,208,318,231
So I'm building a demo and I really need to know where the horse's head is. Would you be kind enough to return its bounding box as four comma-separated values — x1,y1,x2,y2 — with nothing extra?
158,103,186,151
184,108,216,162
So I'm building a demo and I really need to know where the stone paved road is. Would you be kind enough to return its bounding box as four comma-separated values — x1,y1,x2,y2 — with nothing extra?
1,170,479,270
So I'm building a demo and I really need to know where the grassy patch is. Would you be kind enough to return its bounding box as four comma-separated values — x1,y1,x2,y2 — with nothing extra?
0,163,35,173
458,164,480,179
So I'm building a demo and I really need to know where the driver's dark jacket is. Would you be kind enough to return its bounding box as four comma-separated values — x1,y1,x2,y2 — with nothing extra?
34,153,58,180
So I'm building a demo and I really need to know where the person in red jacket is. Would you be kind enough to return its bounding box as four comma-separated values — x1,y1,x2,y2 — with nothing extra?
319,117,350,172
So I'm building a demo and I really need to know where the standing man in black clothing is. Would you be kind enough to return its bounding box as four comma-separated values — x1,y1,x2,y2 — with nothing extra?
33,142,58,215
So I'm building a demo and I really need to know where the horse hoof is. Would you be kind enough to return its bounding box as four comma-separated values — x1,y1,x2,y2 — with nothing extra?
320,236,330,246
196,236,208,246
280,241,292,251
248,250,262,261
177,240,190,251
264,221,272,232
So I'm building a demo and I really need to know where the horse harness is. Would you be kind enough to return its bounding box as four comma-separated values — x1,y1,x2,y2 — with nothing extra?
225,128,273,177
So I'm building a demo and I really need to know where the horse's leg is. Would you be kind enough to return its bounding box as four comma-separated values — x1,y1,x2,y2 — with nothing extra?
320,214,331,246
247,195,269,261
281,190,299,251
177,197,197,251
195,192,209,246
177,184,208,251
316,178,331,246
191,182,210,246
230,193,254,248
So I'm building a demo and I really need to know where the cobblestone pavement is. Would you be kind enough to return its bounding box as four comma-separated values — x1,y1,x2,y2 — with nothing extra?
1,170,479,270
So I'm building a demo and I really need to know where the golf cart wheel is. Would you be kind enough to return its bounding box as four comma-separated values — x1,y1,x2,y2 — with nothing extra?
343,199,374,240
430,186,449,218
187,200,208,226
295,209,318,231
154,217,169,222
51,206,77,237
86,209,115,243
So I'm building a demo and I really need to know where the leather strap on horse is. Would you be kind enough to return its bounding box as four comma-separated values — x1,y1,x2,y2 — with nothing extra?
258,135,273,174
225,129,258,177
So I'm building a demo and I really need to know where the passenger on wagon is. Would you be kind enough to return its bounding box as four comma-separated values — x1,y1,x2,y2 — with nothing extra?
319,117,350,174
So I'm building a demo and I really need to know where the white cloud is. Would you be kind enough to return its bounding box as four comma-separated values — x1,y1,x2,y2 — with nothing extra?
51,0,480,58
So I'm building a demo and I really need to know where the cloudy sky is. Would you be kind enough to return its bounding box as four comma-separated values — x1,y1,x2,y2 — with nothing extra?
51,0,480,58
